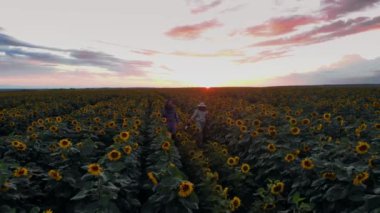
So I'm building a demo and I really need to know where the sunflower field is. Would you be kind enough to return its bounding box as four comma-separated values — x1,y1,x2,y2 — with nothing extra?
0,87,380,213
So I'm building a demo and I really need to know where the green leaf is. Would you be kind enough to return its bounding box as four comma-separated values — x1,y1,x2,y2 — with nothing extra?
324,184,348,201
71,189,89,200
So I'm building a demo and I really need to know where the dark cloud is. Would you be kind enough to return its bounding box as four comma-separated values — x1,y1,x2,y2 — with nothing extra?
265,55,380,85
0,32,153,77
321,0,380,19
191,0,222,14
236,50,289,63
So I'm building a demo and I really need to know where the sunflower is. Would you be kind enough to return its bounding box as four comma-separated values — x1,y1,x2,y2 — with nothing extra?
250,130,259,138
227,157,236,166
75,125,82,132
161,141,171,151
87,163,103,176
301,158,314,170
369,156,377,168
15,142,27,151
107,150,122,161
43,209,53,213
119,131,130,141
107,121,116,128
48,169,63,181
270,181,285,195
134,119,142,126
302,118,311,125
214,184,223,193
353,171,369,186
267,143,276,153
161,117,167,123
241,163,251,174
13,167,28,177
289,118,297,126
240,125,248,133
123,145,132,155
290,127,301,135
147,172,158,185
323,113,331,121
284,153,295,163
222,148,228,155
235,119,244,126
230,196,241,211
355,141,370,154
262,203,276,211
375,123,380,130
94,117,101,123
322,172,336,181
55,116,62,123
178,181,194,198
58,139,72,149
49,125,58,133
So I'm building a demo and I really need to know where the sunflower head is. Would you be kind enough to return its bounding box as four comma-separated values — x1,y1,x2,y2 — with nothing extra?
107,150,122,161
49,125,58,133
323,113,331,121
87,163,103,176
302,118,311,125
43,209,54,213
253,119,261,126
301,158,314,170
353,171,369,186
262,203,276,211
290,127,301,135
161,141,171,151
48,169,63,181
123,145,133,155
119,131,130,141
355,141,370,155
58,139,72,149
270,181,285,195
267,143,277,153
178,181,194,198
13,167,29,177
322,172,336,181
284,153,295,163
240,163,251,174
250,130,259,138
230,196,241,211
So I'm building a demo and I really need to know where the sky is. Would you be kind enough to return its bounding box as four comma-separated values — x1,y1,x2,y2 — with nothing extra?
0,0,380,88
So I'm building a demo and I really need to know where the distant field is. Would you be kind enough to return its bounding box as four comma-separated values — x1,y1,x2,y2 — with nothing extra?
0,87,379,213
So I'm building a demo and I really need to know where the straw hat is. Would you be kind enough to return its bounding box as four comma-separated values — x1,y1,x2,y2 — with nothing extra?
197,102,207,107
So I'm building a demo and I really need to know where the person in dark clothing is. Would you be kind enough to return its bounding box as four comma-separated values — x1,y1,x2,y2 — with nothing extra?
162,99,179,139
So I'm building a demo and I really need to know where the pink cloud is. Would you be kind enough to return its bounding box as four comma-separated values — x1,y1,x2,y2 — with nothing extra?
321,0,380,19
253,16,380,47
191,0,222,14
132,49,161,56
245,15,320,37
236,50,289,63
165,19,222,40
171,49,244,57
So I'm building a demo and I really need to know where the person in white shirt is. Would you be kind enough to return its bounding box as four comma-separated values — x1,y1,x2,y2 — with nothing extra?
190,102,208,146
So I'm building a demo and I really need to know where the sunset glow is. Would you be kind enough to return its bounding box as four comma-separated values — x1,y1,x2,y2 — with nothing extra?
1,0,380,88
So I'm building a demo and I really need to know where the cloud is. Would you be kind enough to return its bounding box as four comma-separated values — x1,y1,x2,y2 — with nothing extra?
253,16,380,47
171,49,244,57
165,19,222,40
0,32,153,77
244,15,320,37
321,0,380,19
264,55,380,85
132,49,161,56
191,0,222,14
219,4,246,14
236,49,289,63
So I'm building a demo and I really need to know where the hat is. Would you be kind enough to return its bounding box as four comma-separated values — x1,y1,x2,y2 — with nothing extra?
197,102,207,107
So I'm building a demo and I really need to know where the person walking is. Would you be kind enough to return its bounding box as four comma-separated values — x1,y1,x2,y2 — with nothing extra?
162,99,179,140
190,102,208,147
